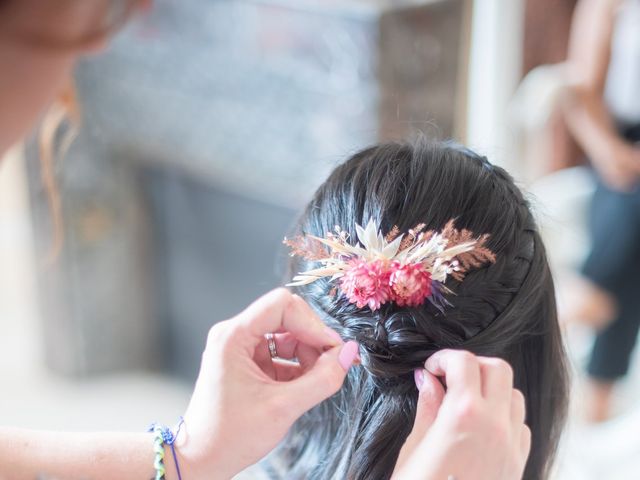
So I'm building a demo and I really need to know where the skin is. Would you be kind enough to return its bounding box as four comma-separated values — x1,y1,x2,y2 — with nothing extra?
560,0,636,422
561,0,640,191
0,36,75,155
394,351,530,480
0,2,531,478
0,289,358,479
0,1,109,154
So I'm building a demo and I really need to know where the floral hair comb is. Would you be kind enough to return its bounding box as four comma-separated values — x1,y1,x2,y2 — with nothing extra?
284,219,496,311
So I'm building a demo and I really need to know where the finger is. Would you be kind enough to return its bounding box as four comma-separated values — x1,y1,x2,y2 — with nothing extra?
271,358,303,382
410,369,445,441
295,342,321,371
237,288,343,350
511,388,526,426
253,333,299,378
395,369,446,469
273,332,299,359
477,357,514,406
520,424,532,458
269,345,323,381
281,341,359,418
291,294,323,326
425,349,482,397
290,293,345,348
255,332,298,360
412,369,446,435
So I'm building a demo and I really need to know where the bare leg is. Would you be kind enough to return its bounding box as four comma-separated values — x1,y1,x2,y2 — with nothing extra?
584,379,615,423
546,98,584,173
520,85,584,181
558,272,617,330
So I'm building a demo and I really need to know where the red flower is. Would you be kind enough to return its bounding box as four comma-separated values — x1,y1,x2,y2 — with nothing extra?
339,259,392,311
389,261,432,307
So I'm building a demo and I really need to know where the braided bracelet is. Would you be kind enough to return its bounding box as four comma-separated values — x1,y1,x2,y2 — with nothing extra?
148,417,184,480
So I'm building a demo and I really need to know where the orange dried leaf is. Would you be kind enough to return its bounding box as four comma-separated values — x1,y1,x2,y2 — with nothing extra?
283,235,328,261
453,233,496,277
385,225,400,243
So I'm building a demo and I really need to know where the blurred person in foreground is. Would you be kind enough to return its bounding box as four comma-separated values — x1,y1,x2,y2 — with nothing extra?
560,0,640,422
0,1,531,478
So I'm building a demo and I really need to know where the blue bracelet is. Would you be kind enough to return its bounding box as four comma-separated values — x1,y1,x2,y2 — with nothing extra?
148,417,184,480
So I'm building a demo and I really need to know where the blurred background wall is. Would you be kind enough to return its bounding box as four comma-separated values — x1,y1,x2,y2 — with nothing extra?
24,0,471,381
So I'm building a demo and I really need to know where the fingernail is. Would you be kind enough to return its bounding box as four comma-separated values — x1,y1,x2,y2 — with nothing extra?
324,327,344,346
424,352,441,373
424,357,435,372
414,368,425,391
338,341,360,371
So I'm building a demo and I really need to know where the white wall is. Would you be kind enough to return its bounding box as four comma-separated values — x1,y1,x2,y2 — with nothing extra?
465,0,525,175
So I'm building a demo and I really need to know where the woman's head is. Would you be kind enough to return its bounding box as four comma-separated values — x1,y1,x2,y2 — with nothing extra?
0,0,146,260
281,139,569,479
0,0,145,156
0,0,145,49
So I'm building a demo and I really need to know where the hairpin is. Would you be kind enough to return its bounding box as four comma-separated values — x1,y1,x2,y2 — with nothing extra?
284,219,496,311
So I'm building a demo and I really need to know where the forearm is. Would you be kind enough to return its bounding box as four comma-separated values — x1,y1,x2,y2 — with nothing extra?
562,85,625,160
0,428,182,480
562,0,623,160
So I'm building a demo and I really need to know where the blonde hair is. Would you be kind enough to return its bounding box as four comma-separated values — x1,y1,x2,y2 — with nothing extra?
27,0,144,262
39,83,79,264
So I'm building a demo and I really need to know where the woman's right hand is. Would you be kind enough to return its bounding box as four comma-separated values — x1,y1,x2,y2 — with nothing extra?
393,350,531,480
592,141,640,192
174,288,359,479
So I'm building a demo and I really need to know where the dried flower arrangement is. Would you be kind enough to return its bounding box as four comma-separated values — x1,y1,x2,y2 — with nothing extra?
284,219,496,311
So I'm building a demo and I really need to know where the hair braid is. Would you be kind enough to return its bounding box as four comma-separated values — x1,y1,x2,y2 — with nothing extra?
279,139,568,480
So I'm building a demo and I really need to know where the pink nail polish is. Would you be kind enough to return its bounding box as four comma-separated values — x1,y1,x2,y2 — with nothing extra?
338,341,359,371
324,327,344,345
414,369,425,391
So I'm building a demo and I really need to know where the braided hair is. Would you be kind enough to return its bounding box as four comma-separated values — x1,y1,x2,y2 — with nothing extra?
278,139,569,480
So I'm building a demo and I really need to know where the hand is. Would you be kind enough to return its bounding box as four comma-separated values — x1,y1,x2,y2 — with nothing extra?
393,350,531,480
174,288,360,479
592,141,640,192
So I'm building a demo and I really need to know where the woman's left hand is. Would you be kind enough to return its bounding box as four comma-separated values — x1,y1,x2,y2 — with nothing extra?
174,288,360,479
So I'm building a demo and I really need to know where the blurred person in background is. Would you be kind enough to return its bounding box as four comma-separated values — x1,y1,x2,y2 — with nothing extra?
0,0,532,479
560,0,640,422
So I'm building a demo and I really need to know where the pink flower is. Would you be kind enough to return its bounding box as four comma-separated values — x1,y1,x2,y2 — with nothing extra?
339,259,392,310
389,261,432,307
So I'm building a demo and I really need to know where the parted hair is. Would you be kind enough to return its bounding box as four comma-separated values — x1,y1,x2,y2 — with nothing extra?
277,139,569,480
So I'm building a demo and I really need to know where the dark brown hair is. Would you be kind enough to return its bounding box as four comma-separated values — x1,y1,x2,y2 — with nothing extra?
278,139,569,479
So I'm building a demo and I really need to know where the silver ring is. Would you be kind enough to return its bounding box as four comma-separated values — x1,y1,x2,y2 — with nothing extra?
265,333,278,359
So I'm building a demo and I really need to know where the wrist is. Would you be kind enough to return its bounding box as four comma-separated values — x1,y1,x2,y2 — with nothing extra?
162,435,190,480
170,424,238,480
147,420,232,480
